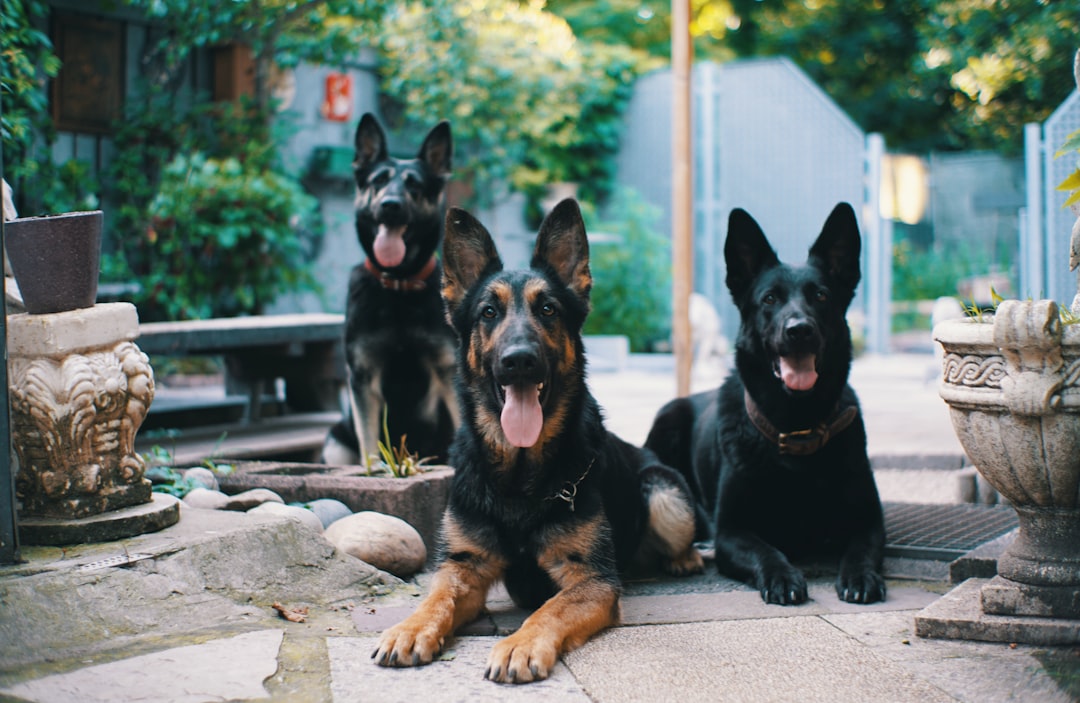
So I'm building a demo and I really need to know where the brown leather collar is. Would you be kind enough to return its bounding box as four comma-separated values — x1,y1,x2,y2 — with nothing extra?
744,390,858,456
364,255,437,292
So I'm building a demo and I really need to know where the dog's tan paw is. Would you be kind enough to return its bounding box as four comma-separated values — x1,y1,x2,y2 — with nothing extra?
371,622,444,668
663,546,705,576
484,633,558,684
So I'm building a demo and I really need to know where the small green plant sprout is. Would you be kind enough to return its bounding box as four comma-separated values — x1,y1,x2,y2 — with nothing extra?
142,434,235,497
365,406,433,478
961,286,1080,326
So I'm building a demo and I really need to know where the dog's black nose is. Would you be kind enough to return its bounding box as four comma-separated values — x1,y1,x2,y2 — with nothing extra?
380,198,403,214
783,318,816,343
497,345,542,384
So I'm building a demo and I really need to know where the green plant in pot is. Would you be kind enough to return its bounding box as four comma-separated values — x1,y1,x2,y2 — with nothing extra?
923,50,1080,643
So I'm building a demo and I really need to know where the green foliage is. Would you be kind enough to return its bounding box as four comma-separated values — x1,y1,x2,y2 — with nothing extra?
377,0,581,205
122,0,384,112
917,1,1079,154
377,0,644,208
892,238,1009,302
582,189,671,351
547,0,1078,155
513,41,644,216
143,443,235,498
34,158,101,215
1056,115,1080,209
141,151,321,320
0,0,62,214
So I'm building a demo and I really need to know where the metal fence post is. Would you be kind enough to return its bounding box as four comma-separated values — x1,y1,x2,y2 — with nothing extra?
0,95,20,565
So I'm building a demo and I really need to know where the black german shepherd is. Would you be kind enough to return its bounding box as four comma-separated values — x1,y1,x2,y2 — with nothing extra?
645,203,886,606
373,200,703,683
322,114,459,466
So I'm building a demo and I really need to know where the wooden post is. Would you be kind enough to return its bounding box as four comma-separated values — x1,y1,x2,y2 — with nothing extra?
672,0,693,397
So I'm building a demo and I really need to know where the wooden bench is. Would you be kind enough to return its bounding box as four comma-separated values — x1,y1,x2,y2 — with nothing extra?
136,313,346,463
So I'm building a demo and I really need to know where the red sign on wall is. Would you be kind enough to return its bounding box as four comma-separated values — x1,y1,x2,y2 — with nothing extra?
321,73,353,122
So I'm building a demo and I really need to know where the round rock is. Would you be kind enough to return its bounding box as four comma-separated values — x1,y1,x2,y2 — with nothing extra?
182,467,219,492
224,488,284,511
306,498,353,528
249,502,324,533
183,487,230,510
323,511,427,579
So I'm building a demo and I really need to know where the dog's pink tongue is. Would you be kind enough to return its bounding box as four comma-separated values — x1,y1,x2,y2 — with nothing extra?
501,384,543,448
373,224,407,267
779,355,818,391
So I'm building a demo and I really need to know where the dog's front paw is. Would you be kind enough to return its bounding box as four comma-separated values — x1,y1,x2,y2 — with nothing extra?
836,568,886,604
371,622,444,668
758,565,808,605
484,632,558,684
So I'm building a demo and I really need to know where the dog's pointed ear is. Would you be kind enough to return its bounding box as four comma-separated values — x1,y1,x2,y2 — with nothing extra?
725,208,779,302
809,202,861,294
443,208,502,315
418,121,452,178
532,199,591,304
354,113,388,172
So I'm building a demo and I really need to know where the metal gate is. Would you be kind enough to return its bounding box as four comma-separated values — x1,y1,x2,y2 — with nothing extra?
1023,89,1080,303
618,58,883,348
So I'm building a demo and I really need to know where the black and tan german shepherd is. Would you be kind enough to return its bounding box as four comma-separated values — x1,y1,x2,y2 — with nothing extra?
322,114,459,466
645,203,886,606
373,199,703,683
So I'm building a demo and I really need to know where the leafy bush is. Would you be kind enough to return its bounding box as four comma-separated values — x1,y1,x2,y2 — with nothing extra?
582,189,671,352
0,0,61,215
377,0,645,210
892,238,1009,302
140,152,321,320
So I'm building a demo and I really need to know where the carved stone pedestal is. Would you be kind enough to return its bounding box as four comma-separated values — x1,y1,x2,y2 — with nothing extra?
9,303,177,543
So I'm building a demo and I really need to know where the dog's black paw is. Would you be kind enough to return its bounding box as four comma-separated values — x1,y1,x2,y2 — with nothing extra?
836,569,886,604
758,566,808,605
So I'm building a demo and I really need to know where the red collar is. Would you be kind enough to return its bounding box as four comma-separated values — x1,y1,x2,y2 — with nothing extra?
364,256,437,292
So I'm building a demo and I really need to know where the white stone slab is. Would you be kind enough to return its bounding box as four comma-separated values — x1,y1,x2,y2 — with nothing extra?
0,629,283,703
8,302,139,356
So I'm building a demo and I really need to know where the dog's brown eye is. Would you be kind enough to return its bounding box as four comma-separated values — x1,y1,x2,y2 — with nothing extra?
763,293,777,305
541,303,556,317
482,305,497,319
816,290,828,302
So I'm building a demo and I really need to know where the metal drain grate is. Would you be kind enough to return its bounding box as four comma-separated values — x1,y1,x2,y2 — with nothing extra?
884,502,1018,561
77,552,155,572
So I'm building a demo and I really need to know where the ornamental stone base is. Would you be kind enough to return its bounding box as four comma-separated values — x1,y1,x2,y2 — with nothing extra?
10,303,155,520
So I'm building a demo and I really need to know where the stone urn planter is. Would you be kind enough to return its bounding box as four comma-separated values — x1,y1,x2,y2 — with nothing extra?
5,210,102,314
920,300,1080,643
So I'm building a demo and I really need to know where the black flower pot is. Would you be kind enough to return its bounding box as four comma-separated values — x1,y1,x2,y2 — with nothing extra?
5,210,103,314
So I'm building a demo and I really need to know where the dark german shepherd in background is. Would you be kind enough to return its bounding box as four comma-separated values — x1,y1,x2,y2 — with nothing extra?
373,200,703,683
322,114,459,466
645,203,886,605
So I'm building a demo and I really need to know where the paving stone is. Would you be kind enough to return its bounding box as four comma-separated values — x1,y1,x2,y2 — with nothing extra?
563,617,955,703
328,636,591,702
0,629,283,703
824,610,1078,703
